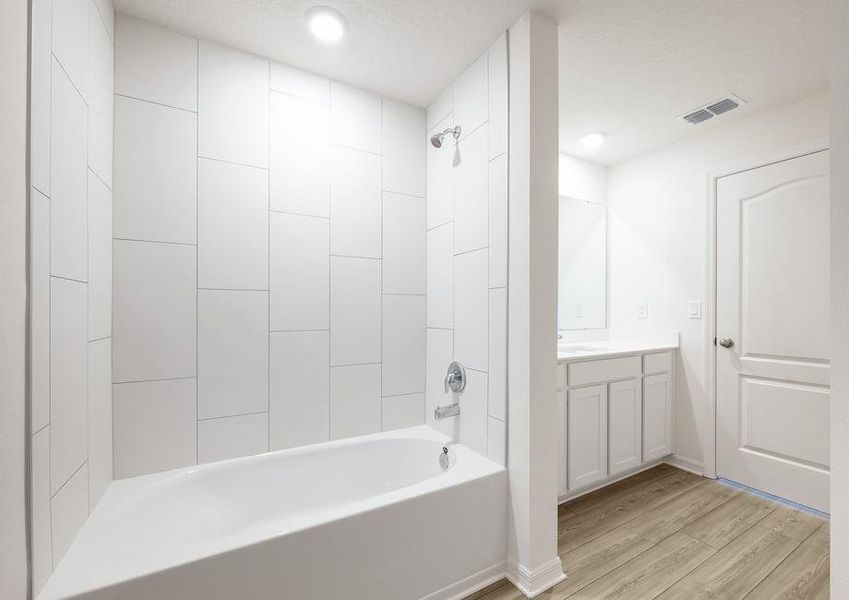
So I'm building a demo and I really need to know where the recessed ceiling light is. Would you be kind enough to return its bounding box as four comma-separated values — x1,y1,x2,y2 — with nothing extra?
580,132,606,150
307,6,348,44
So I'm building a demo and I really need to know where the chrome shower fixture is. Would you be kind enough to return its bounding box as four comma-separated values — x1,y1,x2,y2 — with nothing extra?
430,125,461,148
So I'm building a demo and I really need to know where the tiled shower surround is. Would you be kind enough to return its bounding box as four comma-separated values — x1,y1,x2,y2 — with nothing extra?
111,15,431,477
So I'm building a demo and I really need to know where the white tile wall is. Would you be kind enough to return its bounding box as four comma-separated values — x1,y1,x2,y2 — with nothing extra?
382,295,426,396
88,172,112,340
382,100,426,197
330,145,382,258
50,278,88,494
427,86,453,132
270,62,330,104
53,0,89,100
198,413,269,463
454,249,489,372
488,288,507,421
459,369,488,455
32,1,114,589
198,41,269,168
486,416,506,466
330,364,382,439
113,240,197,382
383,192,426,295
198,290,269,419
269,212,329,331
382,393,425,430
270,92,330,217
454,126,489,254
51,463,89,567
114,96,197,244
425,328,454,437
198,158,269,290
88,2,114,187
488,153,508,288
330,82,382,154
487,33,508,160
270,331,330,449
330,257,381,365
426,113,455,229
453,53,488,140
51,59,88,282
426,223,454,329
87,338,112,508
115,15,197,111
31,191,51,433
113,378,197,477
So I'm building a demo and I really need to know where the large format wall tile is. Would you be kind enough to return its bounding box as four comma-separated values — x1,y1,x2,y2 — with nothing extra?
425,328,454,437
330,146,381,258
87,338,112,509
453,52,487,141
487,416,506,466
198,413,268,463
270,62,329,104
92,0,114,40
330,82,381,154
382,393,425,431
488,153,508,288
31,191,50,433
198,41,269,168
426,113,455,229
115,15,197,110
488,288,507,421
454,248,488,372
114,96,197,244
459,369,488,455
330,364,381,439
487,33,508,160
382,99,426,197
88,3,114,188
454,126,489,255
113,240,196,382
51,463,88,567
330,257,381,365
113,378,197,477
198,158,269,290
88,172,112,340
51,59,88,282
52,0,88,100
198,290,269,419
426,223,453,329
270,331,330,449
270,92,330,217
50,278,88,494
382,295,426,396
269,212,329,331
383,192,426,295
30,0,51,195
31,427,51,594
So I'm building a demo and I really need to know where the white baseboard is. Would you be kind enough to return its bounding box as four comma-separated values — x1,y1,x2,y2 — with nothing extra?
422,561,506,600
506,556,566,598
664,454,704,476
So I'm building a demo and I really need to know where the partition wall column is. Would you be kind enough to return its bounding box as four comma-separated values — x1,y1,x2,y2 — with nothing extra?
506,11,564,598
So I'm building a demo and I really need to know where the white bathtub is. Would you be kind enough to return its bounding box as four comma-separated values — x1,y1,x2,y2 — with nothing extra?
39,426,507,600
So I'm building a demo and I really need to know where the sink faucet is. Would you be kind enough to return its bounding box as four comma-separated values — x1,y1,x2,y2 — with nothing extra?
435,361,466,420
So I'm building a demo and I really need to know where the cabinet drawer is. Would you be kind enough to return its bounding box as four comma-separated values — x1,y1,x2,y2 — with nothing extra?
568,355,641,387
643,351,672,374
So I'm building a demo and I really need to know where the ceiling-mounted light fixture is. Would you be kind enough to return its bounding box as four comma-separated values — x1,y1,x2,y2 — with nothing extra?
580,132,607,150
307,6,348,44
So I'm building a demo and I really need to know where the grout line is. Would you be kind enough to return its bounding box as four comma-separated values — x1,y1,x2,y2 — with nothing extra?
381,391,425,399
269,208,329,219
113,375,196,386
87,335,109,343
381,292,426,297
454,245,488,258
381,188,426,201
331,141,382,158
49,459,88,502
115,92,197,115
427,219,454,233
330,361,382,368
87,165,112,193
52,52,87,106
267,58,272,453
112,237,196,247
198,287,269,293
269,87,329,108
195,42,200,466
330,253,380,261
198,410,269,423
269,328,330,333
50,274,87,285
198,154,269,171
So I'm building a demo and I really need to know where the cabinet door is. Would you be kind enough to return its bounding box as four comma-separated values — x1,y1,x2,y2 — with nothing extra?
557,391,568,496
568,385,608,490
608,378,642,476
643,372,673,460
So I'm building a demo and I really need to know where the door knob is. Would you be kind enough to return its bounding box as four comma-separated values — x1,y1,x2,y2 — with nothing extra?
718,337,734,348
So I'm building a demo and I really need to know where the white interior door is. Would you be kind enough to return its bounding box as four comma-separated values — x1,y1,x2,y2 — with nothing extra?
716,150,830,512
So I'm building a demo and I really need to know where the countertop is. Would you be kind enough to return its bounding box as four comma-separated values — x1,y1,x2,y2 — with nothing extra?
557,340,679,362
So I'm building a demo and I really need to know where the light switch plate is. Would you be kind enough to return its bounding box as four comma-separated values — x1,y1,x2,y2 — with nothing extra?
688,300,702,319
637,302,648,319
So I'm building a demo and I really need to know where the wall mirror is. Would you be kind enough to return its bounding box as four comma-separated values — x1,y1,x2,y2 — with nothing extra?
558,196,607,330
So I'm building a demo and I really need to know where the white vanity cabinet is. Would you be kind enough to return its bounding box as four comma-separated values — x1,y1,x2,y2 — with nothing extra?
557,349,675,499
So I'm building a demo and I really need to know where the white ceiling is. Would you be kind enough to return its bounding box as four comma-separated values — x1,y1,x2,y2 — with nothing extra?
113,0,829,166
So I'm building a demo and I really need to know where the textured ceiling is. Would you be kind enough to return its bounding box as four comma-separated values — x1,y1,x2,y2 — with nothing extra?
113,0,829,165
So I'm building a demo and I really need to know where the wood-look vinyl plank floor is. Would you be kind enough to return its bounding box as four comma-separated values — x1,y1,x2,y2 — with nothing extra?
467,467,829,600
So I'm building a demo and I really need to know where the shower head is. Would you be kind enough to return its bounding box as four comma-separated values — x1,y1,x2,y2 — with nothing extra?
430,125,461,148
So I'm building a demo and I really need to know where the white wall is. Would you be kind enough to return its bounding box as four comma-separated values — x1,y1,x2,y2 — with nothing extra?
607,92,829,470
0,0,28,597
112,15,427,478
29,0,116,593
425,32,508,464
830,0,849,595
558,153,607,205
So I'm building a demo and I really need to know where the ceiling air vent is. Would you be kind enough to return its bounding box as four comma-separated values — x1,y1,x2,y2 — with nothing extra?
680,94,746,125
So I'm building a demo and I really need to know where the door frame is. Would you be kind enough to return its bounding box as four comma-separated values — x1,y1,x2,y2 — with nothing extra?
703,138,829,479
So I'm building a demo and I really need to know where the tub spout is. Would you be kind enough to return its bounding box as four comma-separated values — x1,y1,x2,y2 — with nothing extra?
434,402,460,420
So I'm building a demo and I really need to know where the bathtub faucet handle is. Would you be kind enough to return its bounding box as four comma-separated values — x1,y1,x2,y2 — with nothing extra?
443,361,466,394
